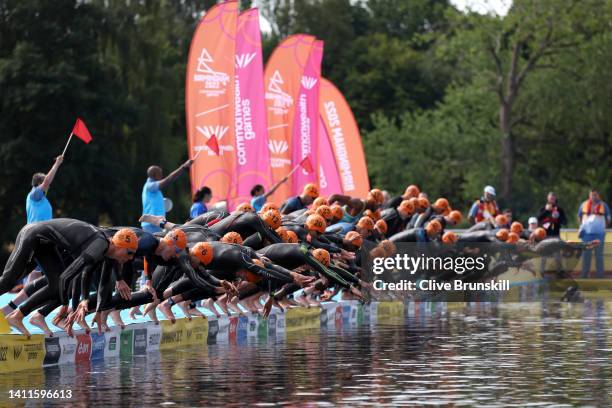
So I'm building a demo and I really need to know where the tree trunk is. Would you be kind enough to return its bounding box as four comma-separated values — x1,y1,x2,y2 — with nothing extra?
499,101,514,202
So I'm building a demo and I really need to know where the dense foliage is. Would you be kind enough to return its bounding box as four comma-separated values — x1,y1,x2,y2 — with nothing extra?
1,0,610,250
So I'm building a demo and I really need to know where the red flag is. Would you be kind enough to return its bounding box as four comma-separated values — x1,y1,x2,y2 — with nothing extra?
206,134,220,156
300,156,314,174
72,118,93,144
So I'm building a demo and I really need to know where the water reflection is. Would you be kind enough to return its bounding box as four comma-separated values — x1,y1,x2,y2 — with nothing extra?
0,300,609,406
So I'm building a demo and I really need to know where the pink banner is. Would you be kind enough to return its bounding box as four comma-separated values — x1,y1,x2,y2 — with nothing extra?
318,116,343,197
234,9,270,205
291,40,323,194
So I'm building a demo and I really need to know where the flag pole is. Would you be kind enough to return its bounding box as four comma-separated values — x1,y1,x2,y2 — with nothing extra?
61,132,74,156
193,149,203,161
287,160,304,178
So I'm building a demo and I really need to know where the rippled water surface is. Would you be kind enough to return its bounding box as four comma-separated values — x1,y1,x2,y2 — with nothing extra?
1,301,610,407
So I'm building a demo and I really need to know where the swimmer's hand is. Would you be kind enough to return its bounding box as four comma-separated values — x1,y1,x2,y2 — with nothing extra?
291,272,315,288
142,280,158,303
91,312,104,335
349,285,363,299
115,280,132,300
52,305,69,327
139,214,165,226
320,290,335,302
340,249,355,261
221,280,238,297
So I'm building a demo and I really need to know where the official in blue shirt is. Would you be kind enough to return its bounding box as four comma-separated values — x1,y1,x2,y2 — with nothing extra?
141,160,193,233
190,186,212,219
249,176,289,212
26,155,63,224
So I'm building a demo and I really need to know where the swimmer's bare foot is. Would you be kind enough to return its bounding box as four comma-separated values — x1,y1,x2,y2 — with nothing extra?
76,317,91,334
228,296,244,316
188,305,205,317
296,294,310,308
1,303,15,316
308,296,320,307
52,306,69,328
178,301,192,321
143,302,158,317
216,295,231,316
110,310,125,330
29,311,53,337
278,299,294,309
6,310,31,338
203,298,220,318
146,307,159,324
158,301,176,323
128,306,142,320
100,310,112,332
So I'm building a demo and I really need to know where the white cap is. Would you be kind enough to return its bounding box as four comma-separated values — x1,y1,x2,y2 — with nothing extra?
528,217,538,225
484,185,496,196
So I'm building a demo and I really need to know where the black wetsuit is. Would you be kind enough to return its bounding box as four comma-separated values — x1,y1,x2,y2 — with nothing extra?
1,219,111,316
209,212,281,245
381,208,408,236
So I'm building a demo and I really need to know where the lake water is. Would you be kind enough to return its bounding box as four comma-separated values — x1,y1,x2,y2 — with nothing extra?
1,300,610,406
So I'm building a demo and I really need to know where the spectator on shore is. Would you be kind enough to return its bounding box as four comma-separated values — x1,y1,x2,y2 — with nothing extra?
21,155,64,288
250,176,289,212
27,155,63,224
528,217,539,232
141,160,192,233
468,185,499,224
537,192,566,274
578,189,610,278
190,187,212,219
537,192,567,237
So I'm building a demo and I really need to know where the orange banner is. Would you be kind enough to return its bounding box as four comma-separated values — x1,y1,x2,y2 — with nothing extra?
186,2,238,205
264,34,316,204
319,78,370,197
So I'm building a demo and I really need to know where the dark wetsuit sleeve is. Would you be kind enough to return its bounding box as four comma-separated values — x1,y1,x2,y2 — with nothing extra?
323,233,344,246
252,218,282,244
79,263,100,302
96,261,117,312
243,232,264,250
176,253,219,291
299,245,350,288
59,236,109,304
309,236,341,253
329,264,360,285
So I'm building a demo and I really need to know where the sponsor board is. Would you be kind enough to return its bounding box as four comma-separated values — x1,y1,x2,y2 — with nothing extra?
377,301,404,318
183,318,208,346
285,308,320,333
159,320,184,351
237,316,248,344
58,335,77,365
247,315,259,337
43,337,61,366
133,328,147,356
105,329,120,358
0,311,9,334
207,319,220,345
120,330,134,357
257,316,268,341
90,332,106,361
147,324,162,351
215,316,230,343
228,317,238,344
75,334,92,363
267,313,277,336
0,335,45,372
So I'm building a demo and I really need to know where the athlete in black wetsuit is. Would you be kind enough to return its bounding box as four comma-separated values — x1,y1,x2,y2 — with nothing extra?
2,219,138,337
